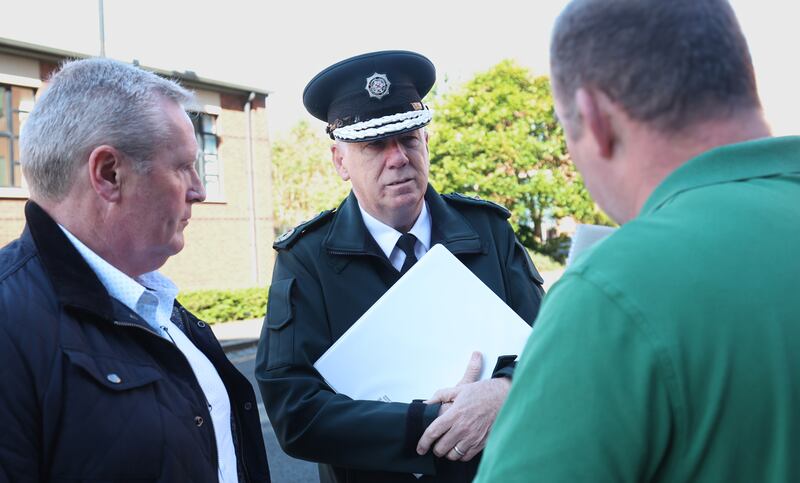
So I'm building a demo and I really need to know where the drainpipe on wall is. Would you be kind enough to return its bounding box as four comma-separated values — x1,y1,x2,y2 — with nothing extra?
261,95,276,283
98,0,106,57
245,92,260,286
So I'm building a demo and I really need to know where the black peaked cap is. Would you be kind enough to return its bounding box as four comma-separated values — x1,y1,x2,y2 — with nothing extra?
303,50,436,142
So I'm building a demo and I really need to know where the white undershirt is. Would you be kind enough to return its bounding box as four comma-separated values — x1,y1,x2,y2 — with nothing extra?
59,225,238,483
359,201,432,271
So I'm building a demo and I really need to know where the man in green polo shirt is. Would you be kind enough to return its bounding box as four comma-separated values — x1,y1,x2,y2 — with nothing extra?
474,0,800,481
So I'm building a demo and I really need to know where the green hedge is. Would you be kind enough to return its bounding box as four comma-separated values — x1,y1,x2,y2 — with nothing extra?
177,287,268,324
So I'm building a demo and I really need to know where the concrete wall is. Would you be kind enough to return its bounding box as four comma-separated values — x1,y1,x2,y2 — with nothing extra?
0,198,26,242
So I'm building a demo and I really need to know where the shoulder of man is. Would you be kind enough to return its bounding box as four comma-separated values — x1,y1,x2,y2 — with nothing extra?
273,209,337,251
441,192,511,219
0,237,37,284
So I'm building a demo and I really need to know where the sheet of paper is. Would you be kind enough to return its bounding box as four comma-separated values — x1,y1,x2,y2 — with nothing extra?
566,224,617,266
313,244,533,403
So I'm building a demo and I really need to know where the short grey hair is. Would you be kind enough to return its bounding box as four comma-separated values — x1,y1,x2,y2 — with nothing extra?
20,57,193,200
551,0,760,134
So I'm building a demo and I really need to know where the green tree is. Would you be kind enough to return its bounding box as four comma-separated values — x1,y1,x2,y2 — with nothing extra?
271,120,350,234
428,60,607,249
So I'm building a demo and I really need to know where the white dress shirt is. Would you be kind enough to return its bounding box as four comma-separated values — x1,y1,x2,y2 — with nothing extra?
59,226,238,483
359,201,432,271
357,203,433,480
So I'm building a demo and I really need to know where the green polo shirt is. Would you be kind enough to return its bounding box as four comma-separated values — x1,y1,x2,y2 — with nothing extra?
475,136,800,482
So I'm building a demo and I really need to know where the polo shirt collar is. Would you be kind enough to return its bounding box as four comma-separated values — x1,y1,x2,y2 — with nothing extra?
641,136,800,216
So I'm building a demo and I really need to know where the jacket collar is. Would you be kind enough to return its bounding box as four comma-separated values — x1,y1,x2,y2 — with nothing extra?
426,185,484,254
641,136,800,216
323,184,483,256
24,201,143,326
323,190,382,256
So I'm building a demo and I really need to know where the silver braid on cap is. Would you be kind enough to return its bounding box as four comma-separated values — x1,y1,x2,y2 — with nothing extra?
333,109,433,141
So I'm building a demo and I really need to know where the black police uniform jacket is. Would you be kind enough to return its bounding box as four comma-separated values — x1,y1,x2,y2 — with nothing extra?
0,202,271,483
256,185,545,483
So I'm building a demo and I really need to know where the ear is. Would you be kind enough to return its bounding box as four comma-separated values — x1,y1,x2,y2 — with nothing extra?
331,143,351,181
87,145,124,202
574,88,615,159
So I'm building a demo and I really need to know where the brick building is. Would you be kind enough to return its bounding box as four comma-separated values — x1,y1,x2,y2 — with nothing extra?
0,37,275,290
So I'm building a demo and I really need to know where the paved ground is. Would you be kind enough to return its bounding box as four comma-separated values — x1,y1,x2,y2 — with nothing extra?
540,269,564,291
212,317,264,351
228,346,319,483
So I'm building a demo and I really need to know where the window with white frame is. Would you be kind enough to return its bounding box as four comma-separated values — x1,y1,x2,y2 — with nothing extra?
0,85,35,188
191,112,223,200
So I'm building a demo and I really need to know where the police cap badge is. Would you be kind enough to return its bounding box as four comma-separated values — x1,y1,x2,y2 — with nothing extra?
302,50,435,142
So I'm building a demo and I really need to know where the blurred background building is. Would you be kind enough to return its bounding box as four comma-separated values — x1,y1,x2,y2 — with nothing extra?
0,37,275,290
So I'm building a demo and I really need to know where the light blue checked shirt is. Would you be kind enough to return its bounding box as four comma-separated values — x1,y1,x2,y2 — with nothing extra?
59,225,238,483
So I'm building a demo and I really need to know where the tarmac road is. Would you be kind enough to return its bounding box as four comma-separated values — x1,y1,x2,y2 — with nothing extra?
229,347,319,483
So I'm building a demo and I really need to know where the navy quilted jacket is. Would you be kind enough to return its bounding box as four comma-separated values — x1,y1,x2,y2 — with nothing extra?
0,202,270,482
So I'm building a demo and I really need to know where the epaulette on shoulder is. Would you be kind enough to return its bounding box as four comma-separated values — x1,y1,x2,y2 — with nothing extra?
443,192,511,219
273,209,336,250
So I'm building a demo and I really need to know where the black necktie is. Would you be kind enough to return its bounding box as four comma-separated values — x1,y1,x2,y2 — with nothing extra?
396,233,418,275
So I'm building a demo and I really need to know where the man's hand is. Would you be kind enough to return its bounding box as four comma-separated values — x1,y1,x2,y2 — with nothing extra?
434,351,483,417
416,352,512,462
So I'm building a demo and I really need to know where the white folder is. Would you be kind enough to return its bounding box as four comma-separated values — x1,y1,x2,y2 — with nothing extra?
313,243,533,403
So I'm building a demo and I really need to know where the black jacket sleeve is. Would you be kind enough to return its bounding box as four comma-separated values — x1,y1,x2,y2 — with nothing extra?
0,303,44,483
492,225,545,380
255,250,441,475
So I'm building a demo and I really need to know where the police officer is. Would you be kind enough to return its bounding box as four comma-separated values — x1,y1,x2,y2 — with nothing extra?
256,50,544,483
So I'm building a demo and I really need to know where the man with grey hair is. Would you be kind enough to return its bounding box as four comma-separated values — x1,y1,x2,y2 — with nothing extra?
475,0,800,481
257,50,545,483
0,58,270,482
